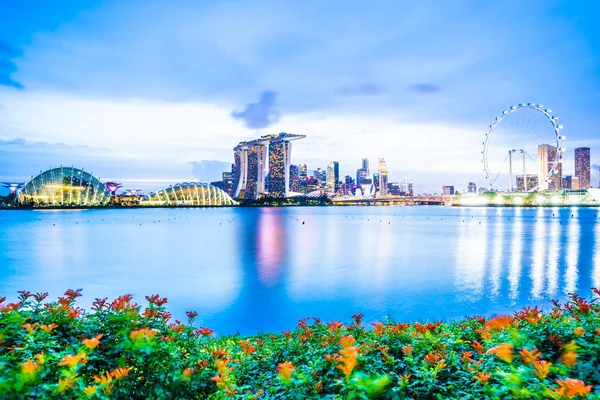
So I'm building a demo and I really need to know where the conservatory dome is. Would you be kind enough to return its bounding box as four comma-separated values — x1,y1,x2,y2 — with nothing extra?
140,182,237,206
18,167,111,207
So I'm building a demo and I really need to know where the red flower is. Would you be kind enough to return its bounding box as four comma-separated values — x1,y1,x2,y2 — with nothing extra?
351,313,364,326
197,327,214,337
186,311,198,320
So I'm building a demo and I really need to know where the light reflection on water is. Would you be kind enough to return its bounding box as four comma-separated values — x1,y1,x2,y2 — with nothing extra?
0,206,599,335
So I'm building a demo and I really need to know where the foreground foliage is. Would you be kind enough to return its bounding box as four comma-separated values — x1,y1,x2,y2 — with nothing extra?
1,289,599,399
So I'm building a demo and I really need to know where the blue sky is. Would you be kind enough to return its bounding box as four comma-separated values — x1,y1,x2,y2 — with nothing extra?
0,0,599,193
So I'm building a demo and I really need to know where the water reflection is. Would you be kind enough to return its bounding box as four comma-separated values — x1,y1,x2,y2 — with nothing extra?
489,208,504,299
530,208,546,299
508,208,523,301
455,208,486,301
0,207,598,335
256,209,285,286
547,208,560,297
565,208,580,294
594,217,600,290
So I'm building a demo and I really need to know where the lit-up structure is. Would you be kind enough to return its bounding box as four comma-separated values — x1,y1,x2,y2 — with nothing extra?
233,132,305,199
326,161,339,194
104,182,122,195
18,167,111,207
483,103,564,192
574,147,591,189
141,182,237,206
1,182,24,194
378,158,388,197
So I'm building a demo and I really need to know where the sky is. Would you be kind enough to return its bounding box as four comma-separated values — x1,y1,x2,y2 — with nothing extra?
0,0,599,194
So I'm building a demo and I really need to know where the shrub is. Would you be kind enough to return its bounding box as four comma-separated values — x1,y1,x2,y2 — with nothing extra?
1,289,599,399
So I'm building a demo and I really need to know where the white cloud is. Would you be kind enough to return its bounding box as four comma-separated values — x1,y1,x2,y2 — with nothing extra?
0,89,485,191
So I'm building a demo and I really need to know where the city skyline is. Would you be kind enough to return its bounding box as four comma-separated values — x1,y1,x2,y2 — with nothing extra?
0,1,599,194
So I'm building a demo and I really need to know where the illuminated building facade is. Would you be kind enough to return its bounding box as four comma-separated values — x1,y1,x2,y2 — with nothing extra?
326,161,339,193
299,163,308,194
141,182,236,206
400,178,414,196
373,173,380,192
18,167,111,207
233,132,305,199
516,175,539,192
538,144,562,192
574,147,591,189
378,158,388,196
289,164,299,192
356,158,371,186
268,140,292,198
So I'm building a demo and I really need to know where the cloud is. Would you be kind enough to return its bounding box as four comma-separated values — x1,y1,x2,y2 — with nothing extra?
231,91,280,129
409,83,440,95
189,160,232,182
0,39,23,89
0,137,107,151
336,82,387,96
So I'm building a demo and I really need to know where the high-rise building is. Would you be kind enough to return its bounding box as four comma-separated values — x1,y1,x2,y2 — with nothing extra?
233,132,305,199
313,168,326,188
268,140,292,198
222,171,234,196
516,174,539,192
362,158,370,176
538,144,562,192
564,175,580,190
326,161,339,193
299,163,308,194
373,173,380,192
442,186,455,196
306,176,320,192
574,147,591,189
289,164,299,193
467,182,477,193
400,178,414,196
378,158,388,196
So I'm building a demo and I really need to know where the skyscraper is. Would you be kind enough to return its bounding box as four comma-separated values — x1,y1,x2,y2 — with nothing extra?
326,161,340,193
378,158,388,197
574,147,591,189
467,182,477,193
289,164,299,192
373,173,380,192
362,158,370,176
299,163,307,194
268,140,291,198
233,132,305,199
400,178,413,196
538,144,562,192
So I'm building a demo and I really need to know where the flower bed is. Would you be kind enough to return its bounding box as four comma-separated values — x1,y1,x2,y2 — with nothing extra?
1,289,599,399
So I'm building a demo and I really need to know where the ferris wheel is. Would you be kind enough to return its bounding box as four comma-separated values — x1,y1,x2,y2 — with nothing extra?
482,103,565,192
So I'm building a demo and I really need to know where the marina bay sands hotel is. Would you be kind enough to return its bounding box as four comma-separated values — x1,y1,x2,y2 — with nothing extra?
233,132,305,199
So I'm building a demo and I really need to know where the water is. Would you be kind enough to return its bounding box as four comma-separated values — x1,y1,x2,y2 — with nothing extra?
1,206,599,335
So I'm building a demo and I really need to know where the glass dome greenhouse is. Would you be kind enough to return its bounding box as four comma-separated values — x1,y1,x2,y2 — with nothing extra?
18,167,111,207
140,182,237,206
